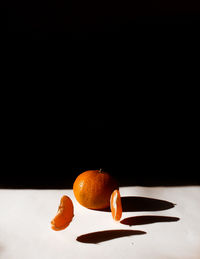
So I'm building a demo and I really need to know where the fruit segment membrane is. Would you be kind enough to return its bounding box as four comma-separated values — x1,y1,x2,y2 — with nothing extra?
113,192,118,218
110,189,122,221
51,195,74,231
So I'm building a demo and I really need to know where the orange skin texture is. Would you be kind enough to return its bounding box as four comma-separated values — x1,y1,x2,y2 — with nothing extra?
73,170,118,210
110,189,122,221
51,195,74,231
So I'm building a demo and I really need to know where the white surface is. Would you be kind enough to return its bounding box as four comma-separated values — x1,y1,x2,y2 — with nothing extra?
0,186,200,259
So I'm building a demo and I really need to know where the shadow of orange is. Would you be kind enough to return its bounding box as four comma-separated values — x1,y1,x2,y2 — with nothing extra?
121,196,175,212
94,196,175,213
76,229,146,243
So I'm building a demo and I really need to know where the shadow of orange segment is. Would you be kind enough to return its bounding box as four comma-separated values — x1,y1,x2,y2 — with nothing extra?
77,229,146,243
120,215,180,226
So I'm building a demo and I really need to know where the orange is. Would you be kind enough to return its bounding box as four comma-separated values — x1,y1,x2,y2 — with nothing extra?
51,195,74,231
110,189,122,221
73,169,118,210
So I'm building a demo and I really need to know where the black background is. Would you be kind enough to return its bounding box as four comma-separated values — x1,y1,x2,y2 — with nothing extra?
3,0,200,190
1,93,199,189
7,0,200,39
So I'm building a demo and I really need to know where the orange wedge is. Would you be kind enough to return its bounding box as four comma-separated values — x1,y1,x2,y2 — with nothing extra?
51,195,74,231
110,189,122,221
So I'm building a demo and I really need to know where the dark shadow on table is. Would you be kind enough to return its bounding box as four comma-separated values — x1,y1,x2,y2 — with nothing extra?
121,215,180,226
76,229,146,244
121,196,175,212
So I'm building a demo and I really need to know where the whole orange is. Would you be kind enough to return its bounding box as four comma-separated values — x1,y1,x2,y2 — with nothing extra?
73,169,118,210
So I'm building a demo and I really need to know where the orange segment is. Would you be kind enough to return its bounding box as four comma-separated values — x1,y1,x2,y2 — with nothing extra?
51,195,74,231
110,189,122,221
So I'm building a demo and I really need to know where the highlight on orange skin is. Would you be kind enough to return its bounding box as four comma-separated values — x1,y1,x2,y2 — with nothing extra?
51,195,74,231
110,189,122,221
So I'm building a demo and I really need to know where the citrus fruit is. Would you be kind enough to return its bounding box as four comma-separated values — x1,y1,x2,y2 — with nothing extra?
73,169,118,210
51,195,74,231
110,189,122,221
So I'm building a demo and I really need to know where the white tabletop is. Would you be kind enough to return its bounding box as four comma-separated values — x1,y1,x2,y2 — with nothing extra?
0,186,199,259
